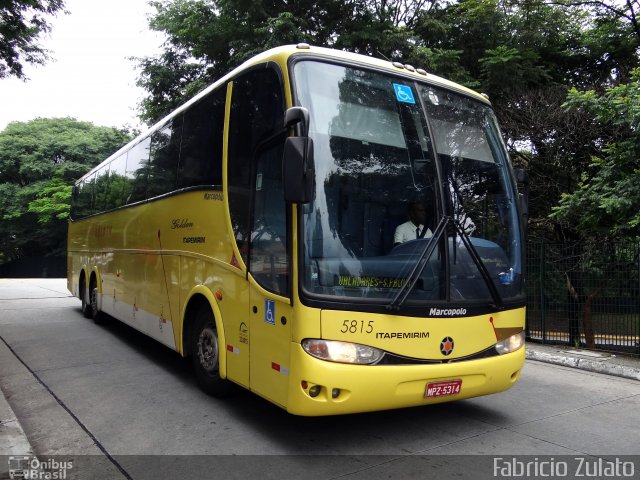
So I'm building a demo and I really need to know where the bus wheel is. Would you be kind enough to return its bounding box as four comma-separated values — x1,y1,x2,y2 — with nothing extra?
89,277,104,324
191,307,232,397
80,277,92,319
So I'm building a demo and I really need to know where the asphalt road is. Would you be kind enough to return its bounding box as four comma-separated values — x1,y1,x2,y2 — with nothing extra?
1,279,639,480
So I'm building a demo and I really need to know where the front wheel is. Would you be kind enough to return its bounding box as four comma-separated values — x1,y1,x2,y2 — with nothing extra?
191,307,233,397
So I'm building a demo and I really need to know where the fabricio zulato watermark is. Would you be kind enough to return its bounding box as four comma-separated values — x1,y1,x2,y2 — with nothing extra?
493,457,636,478
8,456,73,479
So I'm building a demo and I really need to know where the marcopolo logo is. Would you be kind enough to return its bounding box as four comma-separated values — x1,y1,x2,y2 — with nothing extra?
8,457,73,479
429,307,467,317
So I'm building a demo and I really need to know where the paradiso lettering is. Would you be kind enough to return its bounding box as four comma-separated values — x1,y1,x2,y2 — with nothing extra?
337,275,405,288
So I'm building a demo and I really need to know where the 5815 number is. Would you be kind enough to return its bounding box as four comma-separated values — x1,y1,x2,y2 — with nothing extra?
340,320,374,334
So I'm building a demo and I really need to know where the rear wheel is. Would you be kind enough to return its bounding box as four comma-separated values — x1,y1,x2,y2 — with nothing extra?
80,276,91,318
89,277,104,324
191,306,233,397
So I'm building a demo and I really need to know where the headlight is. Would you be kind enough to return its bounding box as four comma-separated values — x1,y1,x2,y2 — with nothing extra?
302,339,384,364
495,331,525,355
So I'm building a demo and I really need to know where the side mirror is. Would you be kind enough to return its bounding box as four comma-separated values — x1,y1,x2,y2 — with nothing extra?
283,107,314,203
283,137,314,203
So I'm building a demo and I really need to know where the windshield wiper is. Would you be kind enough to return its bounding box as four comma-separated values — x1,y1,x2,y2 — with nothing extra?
386,216,504,311
386,216,449,311
451,220,504,309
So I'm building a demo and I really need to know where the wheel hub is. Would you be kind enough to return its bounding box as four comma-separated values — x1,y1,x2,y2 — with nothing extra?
197,327,218,373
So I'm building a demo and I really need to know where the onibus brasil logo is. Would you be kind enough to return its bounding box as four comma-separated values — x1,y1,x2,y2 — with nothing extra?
8,456,73,479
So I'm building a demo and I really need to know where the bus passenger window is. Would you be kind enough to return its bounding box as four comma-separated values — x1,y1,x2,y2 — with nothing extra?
108,153,128,209
178,89,225,189
125,138,151,204
147,121,180,198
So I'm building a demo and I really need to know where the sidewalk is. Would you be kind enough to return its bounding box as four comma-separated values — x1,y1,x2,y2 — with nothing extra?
0,387,33,456
525,341,640,381
1,342,638,465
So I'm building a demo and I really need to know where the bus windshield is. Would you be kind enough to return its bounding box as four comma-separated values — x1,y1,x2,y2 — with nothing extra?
293,60,524,307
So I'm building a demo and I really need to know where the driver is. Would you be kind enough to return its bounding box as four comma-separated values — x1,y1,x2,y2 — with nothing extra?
394,202,432,246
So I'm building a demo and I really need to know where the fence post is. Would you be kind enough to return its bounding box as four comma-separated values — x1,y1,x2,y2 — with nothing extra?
541,241,546,344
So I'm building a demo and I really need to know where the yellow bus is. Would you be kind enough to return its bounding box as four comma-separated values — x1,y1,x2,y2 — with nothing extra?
68,44,526,416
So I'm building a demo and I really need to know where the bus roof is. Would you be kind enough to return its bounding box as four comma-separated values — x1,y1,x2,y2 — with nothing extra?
77,44,490,183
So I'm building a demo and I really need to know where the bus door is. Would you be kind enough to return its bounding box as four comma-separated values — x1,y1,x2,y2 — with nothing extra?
226,65,291,405
247,135,291,406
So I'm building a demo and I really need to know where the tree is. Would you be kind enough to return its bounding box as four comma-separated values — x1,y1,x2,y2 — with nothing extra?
547,0,640,44
0,0,66,79
0,118,132,262
551,68,640,237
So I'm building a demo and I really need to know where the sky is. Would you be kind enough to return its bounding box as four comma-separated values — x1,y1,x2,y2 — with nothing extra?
0,0,165,132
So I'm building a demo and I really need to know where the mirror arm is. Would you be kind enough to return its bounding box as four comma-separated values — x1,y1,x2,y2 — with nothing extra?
284,107,310,137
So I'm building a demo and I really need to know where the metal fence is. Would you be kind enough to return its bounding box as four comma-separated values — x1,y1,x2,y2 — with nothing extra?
526,240,640,356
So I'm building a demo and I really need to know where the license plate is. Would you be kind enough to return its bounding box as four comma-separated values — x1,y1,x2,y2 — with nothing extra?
424,380,462,398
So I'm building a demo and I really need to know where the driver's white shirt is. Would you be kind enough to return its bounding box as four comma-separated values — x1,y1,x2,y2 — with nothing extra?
394,221,433,244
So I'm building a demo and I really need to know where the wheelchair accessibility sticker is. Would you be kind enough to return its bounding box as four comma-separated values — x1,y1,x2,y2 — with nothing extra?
265,299,276,325
393,83,415,104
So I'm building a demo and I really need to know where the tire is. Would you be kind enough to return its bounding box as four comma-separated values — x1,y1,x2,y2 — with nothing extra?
80,276,92,319
191,306,233,397
89,277,104,324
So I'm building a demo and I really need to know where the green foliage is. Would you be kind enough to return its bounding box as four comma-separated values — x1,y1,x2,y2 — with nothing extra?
0,0,66,79
551,69,640,236
0,118,132,261
27,178,73,223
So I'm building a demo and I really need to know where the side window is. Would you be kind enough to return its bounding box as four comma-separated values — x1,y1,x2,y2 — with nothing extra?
147,121,180,198
178,89,225,188
126,138,151,204
227,65,287,294
73,175,94,219
94,165,111,214
108,153,128,209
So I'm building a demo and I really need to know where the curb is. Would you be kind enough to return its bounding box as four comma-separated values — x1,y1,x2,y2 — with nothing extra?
526,348,640,382
0,389,34,457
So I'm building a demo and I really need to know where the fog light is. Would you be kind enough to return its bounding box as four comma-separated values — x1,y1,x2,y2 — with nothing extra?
309,385,321,397
331,388,340,399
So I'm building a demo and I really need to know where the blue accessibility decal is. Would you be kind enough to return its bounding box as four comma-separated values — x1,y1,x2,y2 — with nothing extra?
393,83,415,104
265,299,275,325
